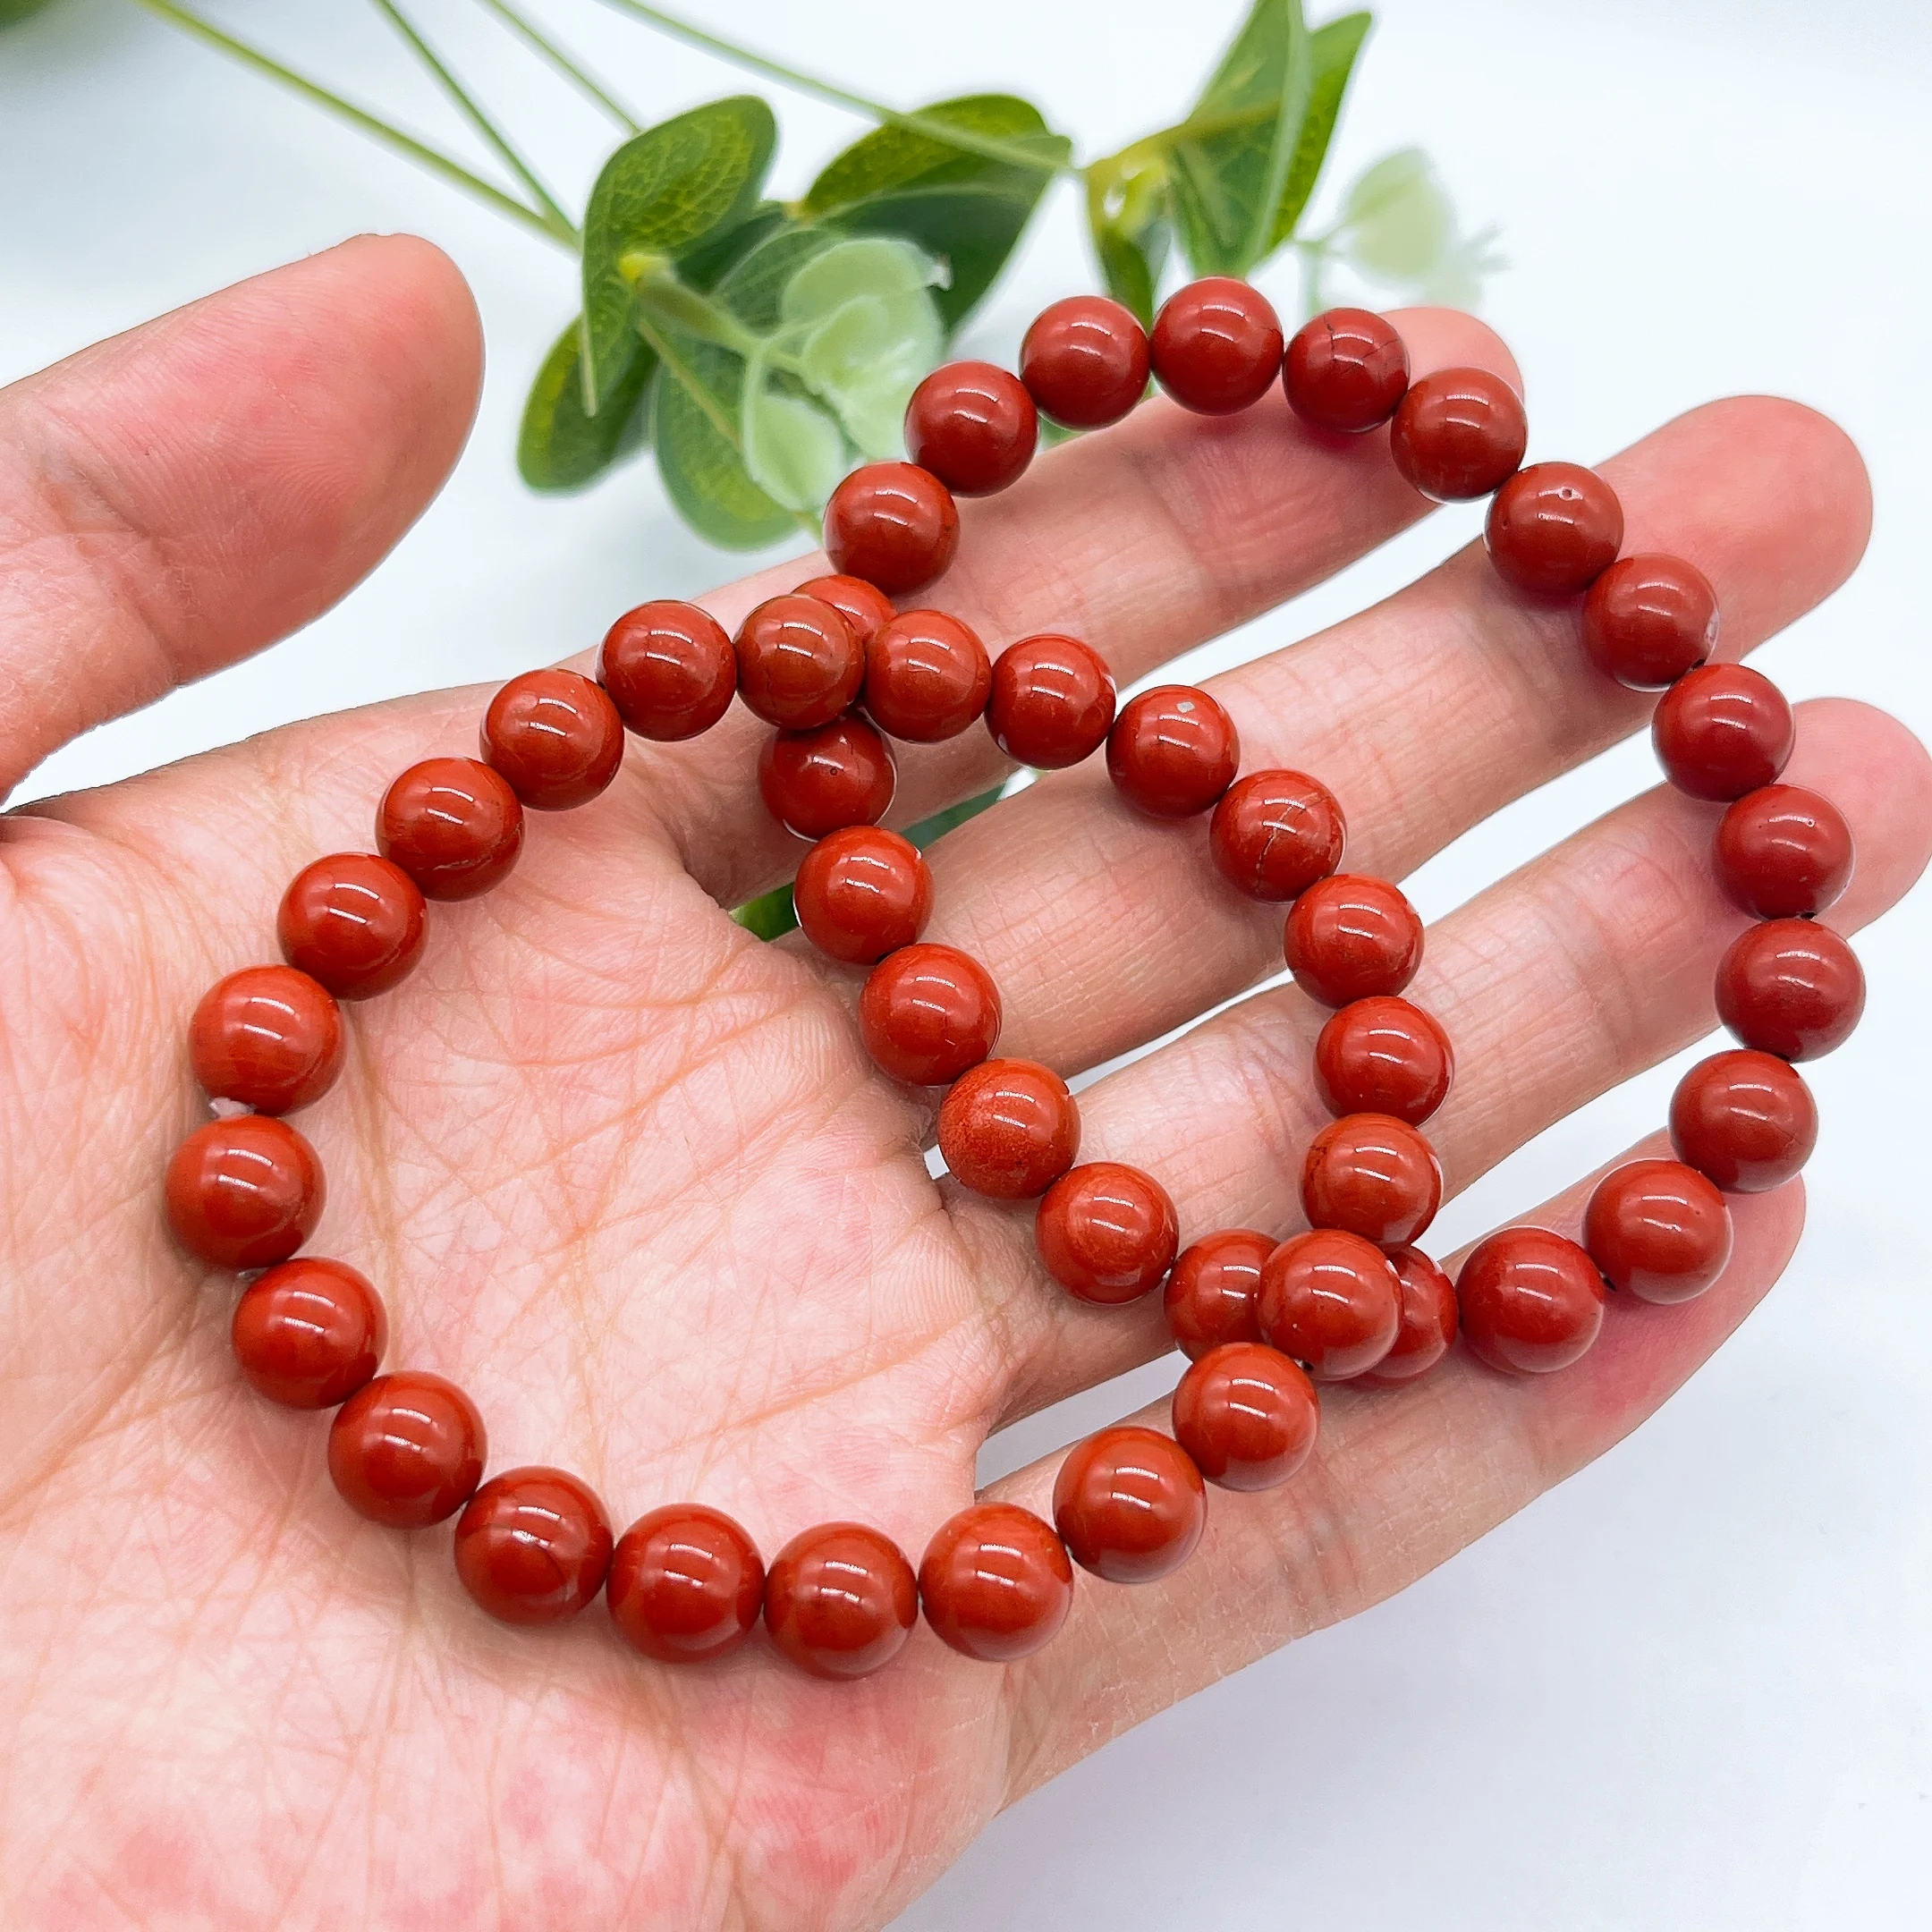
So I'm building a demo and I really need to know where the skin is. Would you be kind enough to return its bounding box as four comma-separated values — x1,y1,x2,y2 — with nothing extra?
0,234,1926,1931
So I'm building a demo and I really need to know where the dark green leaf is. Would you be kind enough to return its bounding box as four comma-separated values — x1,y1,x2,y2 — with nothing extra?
802,96,1069,327
677,199,790,292
517,317,654,493
1267,11,1371,250
580,96,776,413
1088,163,1174,329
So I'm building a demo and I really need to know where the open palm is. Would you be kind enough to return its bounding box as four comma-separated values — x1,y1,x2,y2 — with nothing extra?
1,237,1926,1931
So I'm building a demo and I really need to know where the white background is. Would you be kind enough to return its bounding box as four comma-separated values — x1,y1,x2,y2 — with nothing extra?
3,2,1928,1926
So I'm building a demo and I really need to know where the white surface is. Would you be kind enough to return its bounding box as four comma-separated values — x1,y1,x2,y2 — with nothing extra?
3,2,1928,1927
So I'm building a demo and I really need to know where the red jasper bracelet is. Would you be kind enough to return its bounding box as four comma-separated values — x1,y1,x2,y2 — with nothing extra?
162,281,1862,1682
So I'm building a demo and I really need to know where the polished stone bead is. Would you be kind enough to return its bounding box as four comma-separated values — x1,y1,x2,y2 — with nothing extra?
903,360,1038,496
763,1521,918,1679
1106,685,1241,818
1283,873,1425,1007
792,826,933,966
1035,1161,1180,1304
858,943,1002,1084
733,595,865,730
918,1503,1073,1662
481,668,625,810
1208,768,1346,901
1457,1227,1606,1374
1388,366,1526,501
985,633,1117,769
1360,1246,1459,1385
793,572,897,648
1052,1426,1206,1583
1485,462,1624,597
607,1504,765,1664
165,1114,325,1269
278,852,428,1000
1164,1228,1272,1361
1257,1228,1402,1381
1669,1048,1817,1192
1171,1342,1319,1492
863,610,992,742
1581,554,1720,690
454,1466,614,1626
190,964,344,1114
1301,1111,1443,1246
1716,918,1865,1060
1020,295,1150,429
1652,664,1794,801
377,757,524,902
231,1256,386,1408
757,716,896,839
598,599,737,741
1583,1158,1733,1304
1150,277,1284,415
1282,308,1408,434
937,1058,1080,1199
326,1370,486,1528
1313,996,1453,1125
1715,784,1854,919
822,462,960,597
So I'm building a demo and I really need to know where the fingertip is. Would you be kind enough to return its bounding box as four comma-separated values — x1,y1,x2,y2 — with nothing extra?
1388,305,1525,398
1786,697,1932,922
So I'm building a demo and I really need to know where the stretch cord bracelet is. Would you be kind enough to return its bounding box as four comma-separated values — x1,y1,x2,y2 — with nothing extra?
162,283,1863,1681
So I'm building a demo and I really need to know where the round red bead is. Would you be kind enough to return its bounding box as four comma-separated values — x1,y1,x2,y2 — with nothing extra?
1172,1342,1319,1492
1035,1161,1180,1304
937,1058,1080,1199
1258,1228,1402,1382
1581,555,1720,690
903,360,1038,496
481,668,624,810
231,1256,386,1408
1485,462,1624,597
764,1521,918,1680
326,1369,486,1529
1106,685,1241,818
1388,366,1526,501
792,826,933,965
607,1504,765,1664
454,1465,614,1626
822,462,959,597
278,852,427,1000
1282,308,1408,434
793,572,896,648
1020,295,1150,429
1053,1426,1206,1583
1669,1048,1817,1193
1313,996,1453,1126
1164,1228,1271,1361
986,633,1117,769
757,716,896,839
1583,1158,1733,1304
1652,664,1794,801
1208,768,1345,901
1150,276,1284,415
858,943,1002,1084
598,599,736,741
1457,1227,1606,1375
1360,1246,1458,1386
1284,873,1425,1007
1715,784,1854,919
734,595,865,730
919,1503,1073,1662
1301,1111,1443,1247
1716,918,1865,1060
165,1114,325,1270
190,964,344,1114
377,758,524,902
863,610,992,742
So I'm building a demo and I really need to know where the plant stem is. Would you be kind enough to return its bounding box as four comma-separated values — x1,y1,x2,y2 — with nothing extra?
369,0,577,243
474,0,641,133
596,0,1082,177
128,0,570,248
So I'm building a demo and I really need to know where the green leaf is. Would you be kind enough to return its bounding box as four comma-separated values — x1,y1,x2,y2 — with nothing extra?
1086,157,1174,328
1267,11,1371,250
518,317,655,492
676,199,790,291
580,96,776,413
801,95,1070,327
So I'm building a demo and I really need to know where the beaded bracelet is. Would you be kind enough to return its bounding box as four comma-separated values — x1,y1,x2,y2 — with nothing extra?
162,282,1862,1681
